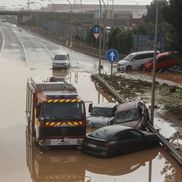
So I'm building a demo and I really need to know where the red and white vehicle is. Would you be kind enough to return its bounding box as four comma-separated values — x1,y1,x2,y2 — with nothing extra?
26,77,87,147
144,51,177,71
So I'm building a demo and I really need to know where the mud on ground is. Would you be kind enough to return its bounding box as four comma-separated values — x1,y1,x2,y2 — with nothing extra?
99,74,182,124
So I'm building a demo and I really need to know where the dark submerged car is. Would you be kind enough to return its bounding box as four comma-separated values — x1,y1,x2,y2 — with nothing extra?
81,125,159,158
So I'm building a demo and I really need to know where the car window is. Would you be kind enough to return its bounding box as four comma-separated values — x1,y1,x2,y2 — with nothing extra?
124,54,135,61
133,53,153,61
114,108,140,123
54,55,68,60
113,131,130,140
137,102,144,114
91,107,115,117
157,56,168,63
127,130,143,138
113,130,143,141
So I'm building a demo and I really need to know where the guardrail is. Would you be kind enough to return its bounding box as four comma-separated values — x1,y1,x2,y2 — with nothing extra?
92,74,182,166
91,74,126,103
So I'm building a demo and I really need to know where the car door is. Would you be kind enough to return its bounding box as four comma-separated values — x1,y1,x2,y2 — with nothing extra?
131,54,152,69
113,130,145,155
156,56,167,70
130,55,144,69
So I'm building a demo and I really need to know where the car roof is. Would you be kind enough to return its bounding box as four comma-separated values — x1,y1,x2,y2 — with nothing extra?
157,51,177,59
116,101,138,113
129,50,155,56
54,53,69,56
93,102,117,109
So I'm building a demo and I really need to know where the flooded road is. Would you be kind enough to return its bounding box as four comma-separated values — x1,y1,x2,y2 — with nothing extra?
0,21,181,182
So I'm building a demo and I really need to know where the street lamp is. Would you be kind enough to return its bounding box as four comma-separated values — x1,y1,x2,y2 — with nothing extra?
29,2,39,29
41,0,56,35
98,0,102,75
65,0,73,47
31,1,44,30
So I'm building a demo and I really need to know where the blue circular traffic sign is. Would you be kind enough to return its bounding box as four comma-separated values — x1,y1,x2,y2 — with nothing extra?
91,25,102,33
106,49,119,62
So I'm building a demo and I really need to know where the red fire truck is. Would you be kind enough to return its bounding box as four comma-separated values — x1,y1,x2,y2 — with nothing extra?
25,77,87,147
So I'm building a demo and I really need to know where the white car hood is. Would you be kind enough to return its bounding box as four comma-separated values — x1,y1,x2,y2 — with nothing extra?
118,60,129,65
87,116,112,127
53,60,68,64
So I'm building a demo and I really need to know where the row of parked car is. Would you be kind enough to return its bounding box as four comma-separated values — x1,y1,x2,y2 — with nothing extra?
117,50,178,72
81,101,160,158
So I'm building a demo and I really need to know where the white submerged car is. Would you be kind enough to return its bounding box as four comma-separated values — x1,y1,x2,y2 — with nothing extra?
52,53,70,69
87,103,117,128
117,50,158,71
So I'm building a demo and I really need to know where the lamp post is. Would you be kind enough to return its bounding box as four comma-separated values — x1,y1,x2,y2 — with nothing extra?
41,0,56,35
151,0,158,124
31,1,44,30
65,0,73,47
98,0,102,75
29,2,39,29
101,0,106,51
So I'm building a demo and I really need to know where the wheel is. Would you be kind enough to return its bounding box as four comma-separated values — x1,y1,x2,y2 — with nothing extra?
126,65,132,71
140,64,144,70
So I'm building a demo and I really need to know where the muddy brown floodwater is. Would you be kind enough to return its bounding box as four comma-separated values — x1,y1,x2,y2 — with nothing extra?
0,24,181,181
0,62,181,182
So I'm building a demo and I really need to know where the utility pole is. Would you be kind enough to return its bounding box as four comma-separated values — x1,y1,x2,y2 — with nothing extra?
151,0,158,124
98,0,102,75
27,0,30,11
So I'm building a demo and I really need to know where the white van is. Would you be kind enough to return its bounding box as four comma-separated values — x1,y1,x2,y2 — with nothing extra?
52,53,70,69
117,50,158,71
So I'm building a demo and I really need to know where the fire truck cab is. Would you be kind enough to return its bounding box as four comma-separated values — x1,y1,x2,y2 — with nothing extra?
26,77,86,147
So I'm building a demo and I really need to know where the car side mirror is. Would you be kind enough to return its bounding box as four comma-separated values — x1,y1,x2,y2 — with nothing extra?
108,118,114,125
88,103,93,113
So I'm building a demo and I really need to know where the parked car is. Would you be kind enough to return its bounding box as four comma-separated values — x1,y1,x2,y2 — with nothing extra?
117,50,158,71
111,101,150,130
52,53,70,69
81,125,160,158
144,51,177,71
87,102,117,128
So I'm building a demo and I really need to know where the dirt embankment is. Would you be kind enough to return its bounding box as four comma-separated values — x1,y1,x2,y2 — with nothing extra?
100,74,182,124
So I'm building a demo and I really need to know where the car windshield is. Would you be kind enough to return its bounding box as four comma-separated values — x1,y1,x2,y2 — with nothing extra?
42,102,84,120
91,107,114,117
114,108,140,123
89,128,113,140
124,54,135,61
54,55,68,60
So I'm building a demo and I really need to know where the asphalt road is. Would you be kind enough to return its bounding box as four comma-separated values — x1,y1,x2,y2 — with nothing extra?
0,20,181,182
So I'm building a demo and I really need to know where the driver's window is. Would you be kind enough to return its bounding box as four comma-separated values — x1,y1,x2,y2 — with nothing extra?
36,103,41,118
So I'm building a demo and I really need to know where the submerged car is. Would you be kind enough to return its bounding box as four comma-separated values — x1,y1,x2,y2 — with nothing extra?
52,53,70,69
111,101,150,130
81,125,159,158
87,102,117,128
144,51,177,71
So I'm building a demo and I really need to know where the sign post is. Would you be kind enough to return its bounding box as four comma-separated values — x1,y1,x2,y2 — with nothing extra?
106,49,119,76
92,25,102,74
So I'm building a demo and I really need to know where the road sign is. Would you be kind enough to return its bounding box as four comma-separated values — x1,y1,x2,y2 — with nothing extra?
106,49,119,63
93,33,99,39
91,25,101,33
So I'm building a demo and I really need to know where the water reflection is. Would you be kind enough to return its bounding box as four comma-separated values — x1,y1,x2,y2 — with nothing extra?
26,127,181,182
52,69,70,80
26,128,86,182
85,148,159,176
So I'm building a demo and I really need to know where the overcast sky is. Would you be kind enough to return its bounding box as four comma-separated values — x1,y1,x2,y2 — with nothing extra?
1,0,154,9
